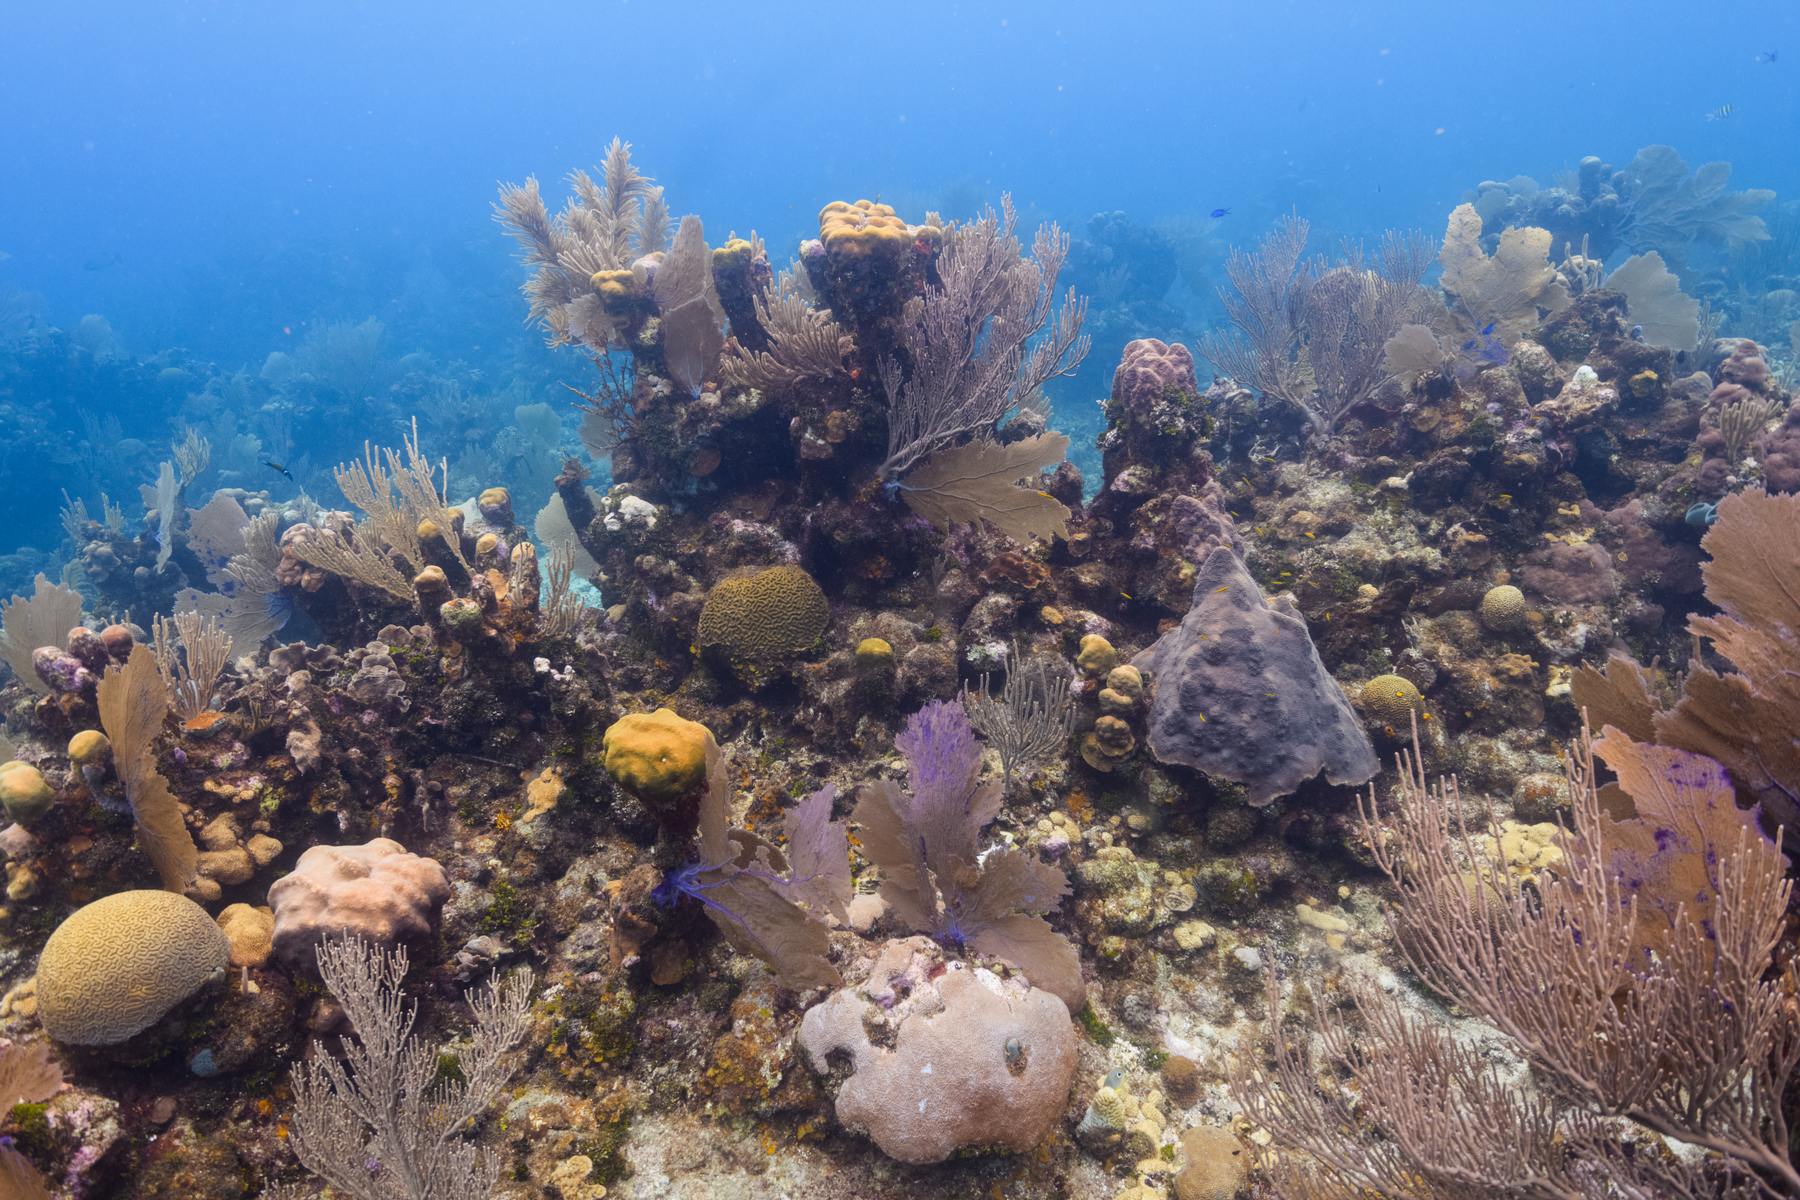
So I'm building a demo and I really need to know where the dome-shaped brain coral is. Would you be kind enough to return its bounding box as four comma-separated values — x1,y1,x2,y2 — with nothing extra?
38,890,231,1045
1480,584,1529,632
696,564,829,677
602,708,711,806
1360,674,1424,727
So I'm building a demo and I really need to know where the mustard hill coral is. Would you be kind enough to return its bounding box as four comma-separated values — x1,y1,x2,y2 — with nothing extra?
601,708,710,807
37,890,231,1045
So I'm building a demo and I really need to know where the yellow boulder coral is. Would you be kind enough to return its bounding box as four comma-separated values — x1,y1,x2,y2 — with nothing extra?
602,709,711,806
818,199,911,257
0,762,54,825
854,637,893,668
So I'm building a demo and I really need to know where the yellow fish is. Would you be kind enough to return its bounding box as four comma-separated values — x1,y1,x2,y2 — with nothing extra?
1706,103,1734,121
1213,585,1232,594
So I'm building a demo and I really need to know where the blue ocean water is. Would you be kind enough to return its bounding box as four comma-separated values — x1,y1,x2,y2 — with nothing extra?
1,0,1796,567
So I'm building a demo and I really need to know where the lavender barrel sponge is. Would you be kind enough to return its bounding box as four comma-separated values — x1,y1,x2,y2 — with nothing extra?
1133,546,1377,805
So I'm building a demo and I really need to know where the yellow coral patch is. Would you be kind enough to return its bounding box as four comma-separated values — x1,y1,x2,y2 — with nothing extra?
602,709,711,806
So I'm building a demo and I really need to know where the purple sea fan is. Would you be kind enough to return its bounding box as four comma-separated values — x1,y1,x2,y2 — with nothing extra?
852,700,1084,1013
649,732,852,991
894,699,985,823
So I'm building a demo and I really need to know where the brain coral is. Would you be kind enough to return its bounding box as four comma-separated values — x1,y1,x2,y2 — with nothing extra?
696,565,828,675
1479,583,1529,631
38,890,231,1045
1360,674,1424,727
267,838,452,965
602,708,710,806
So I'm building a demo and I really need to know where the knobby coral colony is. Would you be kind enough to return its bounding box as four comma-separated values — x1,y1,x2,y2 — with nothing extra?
0,135,1797,1200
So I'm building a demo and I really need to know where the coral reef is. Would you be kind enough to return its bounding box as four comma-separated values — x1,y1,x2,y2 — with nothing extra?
0,136,1794,1200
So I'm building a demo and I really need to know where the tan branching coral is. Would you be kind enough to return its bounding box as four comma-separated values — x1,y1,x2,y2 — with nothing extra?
173,427,211,488
541,540,585,639
879,196,1089,481
1201,214,1433,435
1717,394,1781,463
290,419,470,599
721,268,852,392
494,138,666,351
153,609,232,722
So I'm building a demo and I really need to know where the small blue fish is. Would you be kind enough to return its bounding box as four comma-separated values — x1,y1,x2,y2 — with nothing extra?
262,459,293,481
1461,338,1479,352
1480,321,1496,336
1209,208,1230,219
1706,104,1734,121
1630,325,1644,342
1687,502,1720,527
1757,50,1778,63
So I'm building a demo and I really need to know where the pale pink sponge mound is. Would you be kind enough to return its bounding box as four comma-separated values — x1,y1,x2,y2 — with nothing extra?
267,837,452,964
798,937,1078,1164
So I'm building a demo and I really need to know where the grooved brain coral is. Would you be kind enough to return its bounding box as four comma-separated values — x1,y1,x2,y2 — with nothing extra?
1480,584,1528,631
696,565,828,670
1360,674,1424,726
37,890,231,1045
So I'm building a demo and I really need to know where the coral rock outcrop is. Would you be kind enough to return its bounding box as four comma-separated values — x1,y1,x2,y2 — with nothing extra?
267,838,452,965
